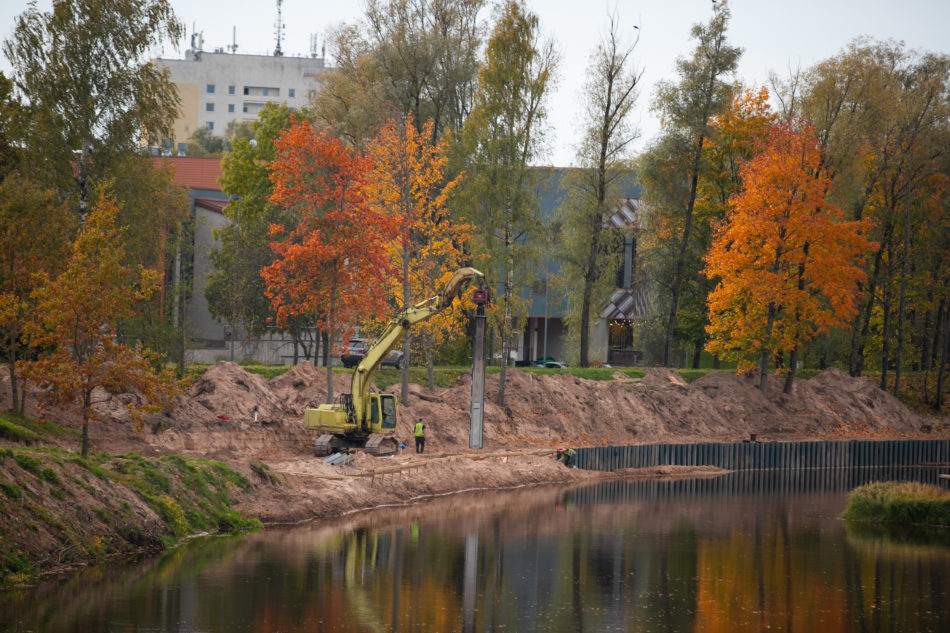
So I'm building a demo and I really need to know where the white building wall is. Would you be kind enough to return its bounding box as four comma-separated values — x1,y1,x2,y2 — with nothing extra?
154,51,326,143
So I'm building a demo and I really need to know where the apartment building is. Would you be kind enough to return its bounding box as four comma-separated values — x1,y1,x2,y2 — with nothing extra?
153,48,326,149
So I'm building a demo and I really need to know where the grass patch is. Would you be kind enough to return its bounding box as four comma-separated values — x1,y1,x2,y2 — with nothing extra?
842,481,950,527
14,453,43,477
1,481,22,500
0,411,73,440
240,364,292,379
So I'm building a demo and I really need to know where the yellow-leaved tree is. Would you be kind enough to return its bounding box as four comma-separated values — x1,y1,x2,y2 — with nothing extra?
704,119,872,394
22,190,179,457
366,112,472,394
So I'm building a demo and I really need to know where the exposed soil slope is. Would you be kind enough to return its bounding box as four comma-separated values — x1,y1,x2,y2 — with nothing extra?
1,364,946,562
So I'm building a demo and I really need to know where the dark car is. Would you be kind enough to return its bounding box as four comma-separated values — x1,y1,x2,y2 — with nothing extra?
340,338,369,368
381,349,405,369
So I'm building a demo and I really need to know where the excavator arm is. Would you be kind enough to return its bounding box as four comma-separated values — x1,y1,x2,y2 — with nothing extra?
350,267,484,425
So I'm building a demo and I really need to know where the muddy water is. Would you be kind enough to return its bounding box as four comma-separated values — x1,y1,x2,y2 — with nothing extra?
3,468,949,632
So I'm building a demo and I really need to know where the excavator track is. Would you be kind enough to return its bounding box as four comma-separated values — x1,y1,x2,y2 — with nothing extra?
364,434,398,457
314,434,349,457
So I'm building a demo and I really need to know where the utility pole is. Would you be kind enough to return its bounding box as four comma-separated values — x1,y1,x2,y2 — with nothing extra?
469,287,489,449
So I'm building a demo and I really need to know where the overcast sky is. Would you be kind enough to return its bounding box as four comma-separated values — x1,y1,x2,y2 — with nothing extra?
3,0,949,166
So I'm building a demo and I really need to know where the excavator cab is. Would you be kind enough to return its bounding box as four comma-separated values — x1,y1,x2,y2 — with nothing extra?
367,393,397,432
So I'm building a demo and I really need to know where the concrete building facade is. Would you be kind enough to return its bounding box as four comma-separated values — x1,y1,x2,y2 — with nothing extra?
153,49,326,148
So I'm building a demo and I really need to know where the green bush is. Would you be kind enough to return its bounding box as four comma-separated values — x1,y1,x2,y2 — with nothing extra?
842,481,950,527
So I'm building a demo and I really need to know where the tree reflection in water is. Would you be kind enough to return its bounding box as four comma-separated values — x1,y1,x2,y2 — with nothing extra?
3,467,948,632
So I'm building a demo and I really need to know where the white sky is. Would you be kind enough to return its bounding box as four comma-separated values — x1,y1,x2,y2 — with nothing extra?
3,0,949,166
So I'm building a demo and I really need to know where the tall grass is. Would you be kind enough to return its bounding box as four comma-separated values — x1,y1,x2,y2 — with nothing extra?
842,481,950,527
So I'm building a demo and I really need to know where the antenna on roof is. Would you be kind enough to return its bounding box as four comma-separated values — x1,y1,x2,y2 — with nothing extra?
273,0,285,57
228,26,238,54
310,33,318,58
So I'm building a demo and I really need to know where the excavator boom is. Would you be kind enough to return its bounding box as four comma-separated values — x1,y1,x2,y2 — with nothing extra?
304,267,485,456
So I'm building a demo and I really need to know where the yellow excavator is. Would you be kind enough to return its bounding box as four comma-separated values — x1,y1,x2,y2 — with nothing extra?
304,267,485,456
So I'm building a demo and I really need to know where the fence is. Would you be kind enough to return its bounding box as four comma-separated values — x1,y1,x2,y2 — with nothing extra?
574,439,950,472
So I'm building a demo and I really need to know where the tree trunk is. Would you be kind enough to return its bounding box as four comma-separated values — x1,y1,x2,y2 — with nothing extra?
401,244,411,403
426,331,435,392
691,339,702,369
894,205,911,397
783,346,798,394
760,303,776,394
326,294,336,404
664,138,705,367
850,223,891,376
497,225,514,407
8,363,19,414
935,301,948,410
81,390,92,458
880,283,892,391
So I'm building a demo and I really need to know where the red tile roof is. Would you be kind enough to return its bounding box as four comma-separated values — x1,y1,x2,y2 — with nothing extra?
151,156,223,191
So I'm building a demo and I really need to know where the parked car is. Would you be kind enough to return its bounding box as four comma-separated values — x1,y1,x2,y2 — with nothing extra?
534,360,567,369
340,338,369,368
340,338,405,369
381,349,405,369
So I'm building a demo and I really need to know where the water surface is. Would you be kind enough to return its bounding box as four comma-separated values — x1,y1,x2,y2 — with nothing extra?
3,467,948,632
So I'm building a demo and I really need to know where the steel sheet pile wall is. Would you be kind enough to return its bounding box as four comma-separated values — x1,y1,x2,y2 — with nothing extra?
574,439,950,472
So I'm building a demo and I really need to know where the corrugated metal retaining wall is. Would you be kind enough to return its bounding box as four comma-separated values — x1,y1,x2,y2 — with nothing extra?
574,439,950,472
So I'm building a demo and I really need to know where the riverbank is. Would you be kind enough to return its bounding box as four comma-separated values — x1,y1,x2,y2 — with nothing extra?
1,364,947,585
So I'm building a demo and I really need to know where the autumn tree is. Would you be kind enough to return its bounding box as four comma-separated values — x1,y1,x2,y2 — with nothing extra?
206,104,320,362
637,2,740,367
3,0,184,222
556,12,641,367
263,122,398,401
784,40,950,396
704,120,871,394
676,86,777,367
366,112,471,395
22,191,179,457
459,0,557,406
0,173,72,413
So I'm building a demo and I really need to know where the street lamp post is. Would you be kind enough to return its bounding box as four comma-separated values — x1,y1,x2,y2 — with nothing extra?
228,194,242,362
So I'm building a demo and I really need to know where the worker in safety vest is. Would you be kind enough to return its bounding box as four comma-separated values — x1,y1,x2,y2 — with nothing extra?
557,447,576,467
414,419,426,454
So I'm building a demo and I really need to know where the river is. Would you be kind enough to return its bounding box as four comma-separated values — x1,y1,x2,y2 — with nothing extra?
3,467,948,632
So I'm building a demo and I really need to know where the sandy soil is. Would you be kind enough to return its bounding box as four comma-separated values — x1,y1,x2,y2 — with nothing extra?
3,363,947,524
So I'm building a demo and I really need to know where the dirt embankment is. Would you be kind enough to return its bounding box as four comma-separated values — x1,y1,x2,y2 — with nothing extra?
1,363,947,581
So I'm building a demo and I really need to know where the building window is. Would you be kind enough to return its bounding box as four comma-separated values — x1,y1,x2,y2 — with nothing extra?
243,86,249,95
228,85,235,95
207,121,214,130
206,84,215,94
242,104,248,113
289,88,295,98
206,102,214,112
262,87,269,96
228,104,234,113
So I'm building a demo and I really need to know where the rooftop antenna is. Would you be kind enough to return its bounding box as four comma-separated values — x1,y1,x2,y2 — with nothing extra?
228,26,239,53
309,33,318,58
273,0,285,57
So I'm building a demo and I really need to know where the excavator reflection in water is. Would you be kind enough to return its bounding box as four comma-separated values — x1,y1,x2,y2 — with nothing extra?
304,267,486,456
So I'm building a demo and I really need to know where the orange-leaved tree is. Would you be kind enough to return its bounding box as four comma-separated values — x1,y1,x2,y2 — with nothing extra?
22,190,179,457
704,119,872,394
263,121,398,402
366,112,472,395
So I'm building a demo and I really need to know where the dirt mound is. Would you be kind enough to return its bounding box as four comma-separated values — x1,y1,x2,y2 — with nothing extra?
4,363,945,461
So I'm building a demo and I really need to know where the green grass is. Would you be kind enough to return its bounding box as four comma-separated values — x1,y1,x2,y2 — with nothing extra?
0,411,74,440
842,481,950,527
